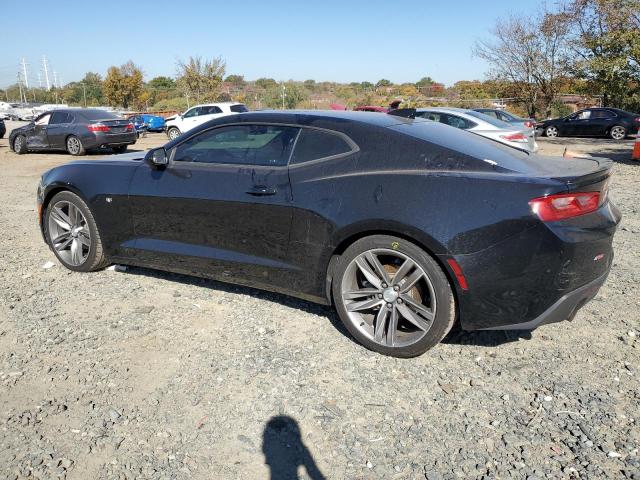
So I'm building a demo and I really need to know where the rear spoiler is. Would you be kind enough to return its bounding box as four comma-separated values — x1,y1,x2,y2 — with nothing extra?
387,108,416,119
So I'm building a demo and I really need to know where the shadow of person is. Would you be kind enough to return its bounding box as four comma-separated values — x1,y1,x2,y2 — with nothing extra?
262,416,326,480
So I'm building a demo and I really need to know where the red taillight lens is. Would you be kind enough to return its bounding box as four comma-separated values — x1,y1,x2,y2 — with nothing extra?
126,123,134,131
634,117,640,123
500,132,527,143
529,192,600,222
87,123,109,132
524,120,535,128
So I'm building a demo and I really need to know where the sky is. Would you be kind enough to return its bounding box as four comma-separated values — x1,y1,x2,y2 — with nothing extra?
1,0,542,89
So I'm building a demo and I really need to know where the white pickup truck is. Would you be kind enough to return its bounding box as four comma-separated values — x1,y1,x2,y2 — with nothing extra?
165,102,248,139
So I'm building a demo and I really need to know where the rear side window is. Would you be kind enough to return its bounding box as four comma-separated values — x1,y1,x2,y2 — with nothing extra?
80,110,120,120
230,104,248,113
591,109,616,119
201,106,223,115
49,112,72,124
291,128,353,164
481,110,498,119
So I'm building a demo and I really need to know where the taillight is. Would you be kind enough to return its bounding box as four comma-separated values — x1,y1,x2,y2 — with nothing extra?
634,117,640,123
126,123,134,131
524,120,535,128
529,192,600,222
500,132,527,143
87,123,109,132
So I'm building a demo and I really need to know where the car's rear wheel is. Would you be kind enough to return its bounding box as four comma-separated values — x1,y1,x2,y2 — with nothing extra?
167,127,181,140
112,145,127,154
545,126,559,138
66,135,85,156
610,125,626,140
332,235,455,358
44,191,108,272
13,135,28,154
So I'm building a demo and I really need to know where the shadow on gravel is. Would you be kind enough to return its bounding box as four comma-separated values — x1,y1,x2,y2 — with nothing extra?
539,137,637,165
262,416,326,480
442,327,533,347
122,266,352,339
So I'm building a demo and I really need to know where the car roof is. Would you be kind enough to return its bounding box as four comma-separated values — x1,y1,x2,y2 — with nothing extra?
192,102,244,108
228,109,419,127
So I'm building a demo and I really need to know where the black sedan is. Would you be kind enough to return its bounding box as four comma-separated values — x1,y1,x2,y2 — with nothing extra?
36,110,620,357
537,107,640,140
10,108,137,156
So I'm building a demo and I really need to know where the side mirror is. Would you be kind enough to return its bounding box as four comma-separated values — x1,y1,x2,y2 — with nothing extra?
146,147,168,168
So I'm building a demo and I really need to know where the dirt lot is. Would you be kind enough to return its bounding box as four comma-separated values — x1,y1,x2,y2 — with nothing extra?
0,121,638,480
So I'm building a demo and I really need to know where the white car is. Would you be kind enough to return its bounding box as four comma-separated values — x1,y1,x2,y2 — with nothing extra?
165,102,248,139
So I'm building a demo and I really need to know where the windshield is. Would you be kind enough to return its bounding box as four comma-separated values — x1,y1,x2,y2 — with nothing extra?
466,110,513,129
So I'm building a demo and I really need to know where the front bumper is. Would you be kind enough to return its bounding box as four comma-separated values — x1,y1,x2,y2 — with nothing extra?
480,269,609,330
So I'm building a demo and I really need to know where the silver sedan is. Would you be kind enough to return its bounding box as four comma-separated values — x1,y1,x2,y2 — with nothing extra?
415,107,538,152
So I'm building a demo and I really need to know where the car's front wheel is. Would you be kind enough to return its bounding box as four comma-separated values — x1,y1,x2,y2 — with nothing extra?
13,135,28,154
66,135,85,156
545,126,559,138
610,125,626,140
332,235,456,358
44,191,108,272
167,127,181,140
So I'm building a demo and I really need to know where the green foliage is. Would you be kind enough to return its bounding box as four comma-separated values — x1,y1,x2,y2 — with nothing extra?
103,61,143,108
255,77,278,90
375,79,392,88
148,76,176,89
225,74,245,87
263,82,308,109
176,56,226,103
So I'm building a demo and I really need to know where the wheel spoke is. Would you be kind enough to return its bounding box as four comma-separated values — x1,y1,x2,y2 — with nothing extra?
70,239,82,264
364,251,390,284
51,207,72,230
398,269,424,293
397,302,430,332
346,297,383,312
77,232,91,247
401,294,434,321
392,258,415,286
343,288,380,300
373,307,389,342
54,235,73,251
386,307,398,346
354,256,383,289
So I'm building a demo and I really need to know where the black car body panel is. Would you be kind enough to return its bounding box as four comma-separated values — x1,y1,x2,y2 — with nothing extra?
538,107,640,137
0,118,6,138
37,111,621,330
10,108,136,153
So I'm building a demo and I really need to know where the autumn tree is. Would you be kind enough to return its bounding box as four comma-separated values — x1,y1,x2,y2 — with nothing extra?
176,56,226,103
103,61,143,108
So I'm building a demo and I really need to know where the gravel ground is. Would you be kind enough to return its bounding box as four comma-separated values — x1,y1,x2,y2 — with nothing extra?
0,122,638,480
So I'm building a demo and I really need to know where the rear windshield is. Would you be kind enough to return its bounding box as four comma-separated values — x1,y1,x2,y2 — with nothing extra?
466,110,513,128
230,104,248,113
79,110,121,120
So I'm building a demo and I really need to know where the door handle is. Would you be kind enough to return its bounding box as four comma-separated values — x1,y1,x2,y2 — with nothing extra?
246,185,276,196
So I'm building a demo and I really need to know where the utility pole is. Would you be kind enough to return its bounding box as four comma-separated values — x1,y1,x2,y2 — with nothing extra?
17,73,25,104
21,58,29,89
42,55,51,91
53,71,58,89
281,82,286,110
82,83,87,107
37,71,42,89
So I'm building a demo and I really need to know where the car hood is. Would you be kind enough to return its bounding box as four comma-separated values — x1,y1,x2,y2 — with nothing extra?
65,151,147,166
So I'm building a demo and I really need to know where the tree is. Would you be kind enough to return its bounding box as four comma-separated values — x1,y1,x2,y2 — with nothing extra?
225,74,245,87
255,77,278,90
474,11,571,117
567,0,640,108
415,76,435,88
103,61,143,108
176,56,226,103
375,79,392,89
263,82,308,109
148,76,176,90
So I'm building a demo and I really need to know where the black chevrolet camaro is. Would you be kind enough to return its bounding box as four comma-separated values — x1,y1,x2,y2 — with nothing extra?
36,111,621,357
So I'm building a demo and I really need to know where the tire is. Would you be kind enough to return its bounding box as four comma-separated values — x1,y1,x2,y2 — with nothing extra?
167,127,181,140
66,135,85,156
545,126,559,138
13,135,28,154
609,125,626,140
332,235,456,358
112,145,127,154
44,191,108,272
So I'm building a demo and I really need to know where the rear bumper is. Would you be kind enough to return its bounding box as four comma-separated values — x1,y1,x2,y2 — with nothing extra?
479,268,609,330
85,132,137,148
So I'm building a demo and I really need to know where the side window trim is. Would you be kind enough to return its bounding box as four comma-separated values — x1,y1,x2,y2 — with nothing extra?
168,122,301,169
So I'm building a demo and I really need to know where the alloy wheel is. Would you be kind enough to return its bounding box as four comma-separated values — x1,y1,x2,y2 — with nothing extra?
67,137,81,155
14,136,24,151
340,249,436,348
611,126,625,140
48,201,91,266
545,126,558,138
168,128,180,140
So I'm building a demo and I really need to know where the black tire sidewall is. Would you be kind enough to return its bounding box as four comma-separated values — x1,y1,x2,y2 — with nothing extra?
44,191,102,272
332,235,455,358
